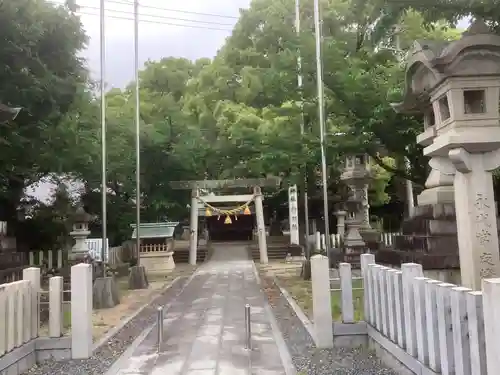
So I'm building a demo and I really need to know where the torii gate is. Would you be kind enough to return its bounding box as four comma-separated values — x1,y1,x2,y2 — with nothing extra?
170,178,281,265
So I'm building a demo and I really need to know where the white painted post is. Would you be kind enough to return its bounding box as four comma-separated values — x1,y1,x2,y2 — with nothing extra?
394,270,405,348
254,186,268,264
366,266,375,325
311,254,333,348
315,231,321,252
450,286,472,375
189,189,198,265
436,283,456,375
466,291,486,375
57,249,63,269
22,281,31,343
6,282,16,352
371,265,382,330
22,267,40,339
29,252,34,266
0,285,5,355
320,234,326,251
401,263,423,356
360,253,375,324
48,250,53,269
386,269,397,342
49,276,63,338
15,281,24,347
379,267,389,336
71,263,93,359
339,263,354,323
481,278,500,375
414,277,429,365
425,280,442,372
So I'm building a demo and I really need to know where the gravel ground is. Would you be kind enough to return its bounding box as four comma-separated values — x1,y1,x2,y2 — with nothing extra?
261,275,398,375
24,276,189,375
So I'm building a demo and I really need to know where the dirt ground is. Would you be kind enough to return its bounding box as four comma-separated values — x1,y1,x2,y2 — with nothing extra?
259,260,364,321
39,264,196,340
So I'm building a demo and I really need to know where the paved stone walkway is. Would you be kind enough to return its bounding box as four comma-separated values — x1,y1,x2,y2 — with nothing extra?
106,243,292,375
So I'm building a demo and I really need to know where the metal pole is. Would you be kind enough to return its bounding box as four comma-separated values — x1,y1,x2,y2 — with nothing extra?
295,0,310,251
313,0,330,253
133,0,141,264
157,306,164,352
244,304,251,350
99,0,107,264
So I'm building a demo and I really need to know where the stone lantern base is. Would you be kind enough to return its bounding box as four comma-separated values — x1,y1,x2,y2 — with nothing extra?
378,203,460,269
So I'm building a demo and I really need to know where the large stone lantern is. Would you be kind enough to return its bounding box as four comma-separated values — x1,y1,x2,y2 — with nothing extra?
69,207,91,262
393,20,500,289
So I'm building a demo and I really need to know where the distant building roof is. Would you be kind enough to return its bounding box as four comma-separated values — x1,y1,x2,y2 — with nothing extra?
130,222,179,239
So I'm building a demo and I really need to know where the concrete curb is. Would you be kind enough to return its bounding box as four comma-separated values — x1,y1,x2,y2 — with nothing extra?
93,275,181,351
273,276,316,343
252,262,297,375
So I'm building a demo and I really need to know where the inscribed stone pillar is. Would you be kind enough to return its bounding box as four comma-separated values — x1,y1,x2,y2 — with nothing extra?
449,149,500,289
189,188,198,265
254,186,268,264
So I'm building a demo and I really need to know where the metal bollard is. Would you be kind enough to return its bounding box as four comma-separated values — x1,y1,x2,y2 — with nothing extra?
244,304,251,350
157,306,164,352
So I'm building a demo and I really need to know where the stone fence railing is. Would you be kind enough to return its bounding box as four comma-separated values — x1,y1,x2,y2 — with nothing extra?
307,231,401,249
27,245,126,270
0,264,93,375
311,253,498,374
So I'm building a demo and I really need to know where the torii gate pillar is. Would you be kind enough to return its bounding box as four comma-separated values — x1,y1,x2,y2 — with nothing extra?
189,188,199,265
254,186,268,264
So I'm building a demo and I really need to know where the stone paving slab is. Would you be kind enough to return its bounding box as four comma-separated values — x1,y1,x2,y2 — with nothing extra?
108,244,290,375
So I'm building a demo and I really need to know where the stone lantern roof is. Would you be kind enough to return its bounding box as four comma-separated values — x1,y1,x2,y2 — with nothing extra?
74,206,91,224
392,20,500,114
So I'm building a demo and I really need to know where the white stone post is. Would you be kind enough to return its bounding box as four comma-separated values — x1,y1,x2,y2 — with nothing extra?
394,270,405,348
21,280,31,344
482,278,500,375
466,291,487,375
425,280,442,372
339,263,354,323
71,263,93,359
0,285,5,356
254,186,268,264
311,254,333,348
379,267,389,336
23,267,40,339
6,282,16,352
371,265,382,330
436,283,456,375
401,263,423,357
189,188,199,265
450,286,472,375
414,277,429,365
360,253,375,324
335,210,346,238
386,269,397,342
49,276,63,338
315,231,321,252
449,149,500,290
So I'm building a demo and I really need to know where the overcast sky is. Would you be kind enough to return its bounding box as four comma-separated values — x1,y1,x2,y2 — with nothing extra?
78,0,251,88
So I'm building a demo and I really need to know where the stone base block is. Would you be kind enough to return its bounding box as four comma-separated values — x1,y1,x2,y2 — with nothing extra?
93,276,120,309
128,265,149,290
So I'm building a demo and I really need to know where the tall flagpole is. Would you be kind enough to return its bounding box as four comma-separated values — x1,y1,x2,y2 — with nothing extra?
313,0,330,253
134,0,141,263
100,0,108,263
295,0,310,253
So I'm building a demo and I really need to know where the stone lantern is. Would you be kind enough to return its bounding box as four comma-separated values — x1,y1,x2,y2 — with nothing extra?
392,20,500,289
341,153,379,242
69,207,91,262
